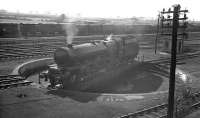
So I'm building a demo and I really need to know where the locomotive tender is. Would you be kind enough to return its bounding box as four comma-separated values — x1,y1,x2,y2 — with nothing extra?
47,35,139,90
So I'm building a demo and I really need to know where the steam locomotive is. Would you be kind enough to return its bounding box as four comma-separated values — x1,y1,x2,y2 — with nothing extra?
46,35,139,90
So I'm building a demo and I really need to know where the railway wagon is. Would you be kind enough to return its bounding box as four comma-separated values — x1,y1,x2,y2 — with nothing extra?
0,23,157,38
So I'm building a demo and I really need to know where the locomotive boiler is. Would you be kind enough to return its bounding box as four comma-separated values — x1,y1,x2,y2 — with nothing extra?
47,35,139,90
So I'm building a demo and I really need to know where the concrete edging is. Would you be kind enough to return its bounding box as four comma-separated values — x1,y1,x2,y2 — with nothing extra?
12,58,54,77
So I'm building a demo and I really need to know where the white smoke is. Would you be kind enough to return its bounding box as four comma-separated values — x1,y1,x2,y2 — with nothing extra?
62,18,78,45
176,69,191,83
106,34,113,41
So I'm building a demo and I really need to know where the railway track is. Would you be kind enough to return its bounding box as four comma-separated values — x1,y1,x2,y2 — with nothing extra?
120,92,200,118
0,32,199,61
0,75,32,89
0,38,100,61
0,42,195,61
147,51,200,65
119,52,200,118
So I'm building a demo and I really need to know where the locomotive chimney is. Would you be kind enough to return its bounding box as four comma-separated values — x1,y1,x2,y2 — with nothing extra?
67,44,73,49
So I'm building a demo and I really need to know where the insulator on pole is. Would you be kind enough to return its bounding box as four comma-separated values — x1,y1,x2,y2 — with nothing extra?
168,8,171,12
163,8,165,12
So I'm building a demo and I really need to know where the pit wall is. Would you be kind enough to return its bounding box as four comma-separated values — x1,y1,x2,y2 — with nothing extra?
12,58,54,78
12,56,191,88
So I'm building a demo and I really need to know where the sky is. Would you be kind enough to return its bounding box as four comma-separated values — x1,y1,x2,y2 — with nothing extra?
0,0,199,20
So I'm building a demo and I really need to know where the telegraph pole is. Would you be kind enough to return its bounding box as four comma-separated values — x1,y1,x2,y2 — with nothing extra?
155,4,188,118
155,13,160,54
167,4,180,118
155,5,188,54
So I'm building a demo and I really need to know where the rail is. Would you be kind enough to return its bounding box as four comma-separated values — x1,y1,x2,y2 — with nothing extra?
0,74,32,89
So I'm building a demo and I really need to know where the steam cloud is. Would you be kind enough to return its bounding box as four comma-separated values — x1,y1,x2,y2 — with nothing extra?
62,18,78,45
106,34,113,41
